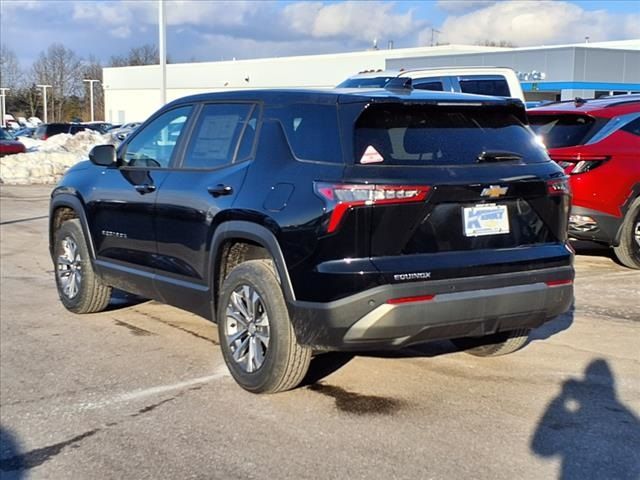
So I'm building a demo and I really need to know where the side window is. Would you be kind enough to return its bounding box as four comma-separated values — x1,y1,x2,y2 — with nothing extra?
622,117,640,137
413,80,444,91
268,103,342,163
124,105,192,168
459,77,510,97
182,103,253,169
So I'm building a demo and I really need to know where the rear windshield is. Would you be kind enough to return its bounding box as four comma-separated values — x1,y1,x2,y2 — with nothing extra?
354,104,548,166
528,114,601,148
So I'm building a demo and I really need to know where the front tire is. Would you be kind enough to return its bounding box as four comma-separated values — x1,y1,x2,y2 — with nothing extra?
217,259,311,393
54,219,112,313
451,328,531,357
613,197,640,269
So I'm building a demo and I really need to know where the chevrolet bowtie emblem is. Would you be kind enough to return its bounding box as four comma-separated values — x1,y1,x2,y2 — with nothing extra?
481,185,509,198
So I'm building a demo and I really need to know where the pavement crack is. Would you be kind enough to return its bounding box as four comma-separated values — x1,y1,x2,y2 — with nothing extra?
0,429,99,472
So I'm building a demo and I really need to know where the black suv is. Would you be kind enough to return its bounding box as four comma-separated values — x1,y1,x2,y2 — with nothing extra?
49,88,574,393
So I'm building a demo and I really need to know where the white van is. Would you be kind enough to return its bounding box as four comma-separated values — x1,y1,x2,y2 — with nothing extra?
337,67,525,101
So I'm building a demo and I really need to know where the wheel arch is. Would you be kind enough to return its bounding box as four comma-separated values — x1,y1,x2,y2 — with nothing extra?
614,183,640,246
209,221,296,307
49,193,95,261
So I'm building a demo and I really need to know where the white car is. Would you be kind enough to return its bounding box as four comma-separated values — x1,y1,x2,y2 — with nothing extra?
110,122,142,142
338,66,525,102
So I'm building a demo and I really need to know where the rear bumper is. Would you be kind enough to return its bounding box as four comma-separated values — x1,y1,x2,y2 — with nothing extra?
568,205,622,246
288,266,574,350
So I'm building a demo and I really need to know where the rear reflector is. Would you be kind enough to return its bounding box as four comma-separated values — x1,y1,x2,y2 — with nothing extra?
387,294,436,305
315,183,431,233
545,279,573,287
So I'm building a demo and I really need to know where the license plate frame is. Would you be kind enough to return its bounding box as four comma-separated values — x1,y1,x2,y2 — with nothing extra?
463,204,510,237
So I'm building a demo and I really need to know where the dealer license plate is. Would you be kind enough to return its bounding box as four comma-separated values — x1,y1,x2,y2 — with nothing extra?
463,204,510,237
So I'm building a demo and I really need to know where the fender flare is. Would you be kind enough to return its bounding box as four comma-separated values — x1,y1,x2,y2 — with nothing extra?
614,183,640,245
209,220,296,302
49,192,96,261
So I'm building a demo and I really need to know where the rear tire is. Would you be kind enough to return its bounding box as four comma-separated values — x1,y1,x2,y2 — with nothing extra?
452,328,531,357
613,197,640,269
54,219,112,313
217,259,311,393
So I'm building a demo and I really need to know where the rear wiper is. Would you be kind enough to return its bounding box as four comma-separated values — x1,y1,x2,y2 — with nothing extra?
477,150,523,163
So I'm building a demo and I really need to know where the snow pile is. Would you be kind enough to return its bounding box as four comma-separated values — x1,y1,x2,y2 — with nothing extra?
1,130,114,185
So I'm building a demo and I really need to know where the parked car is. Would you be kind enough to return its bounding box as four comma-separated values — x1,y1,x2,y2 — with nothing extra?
33,123,88,140
109,122,142,142
82,122,113,134
13,127,36,138
338,66,525,101
49,87,573,393
528,95,640,269
2,114,20,130
0,128,26,156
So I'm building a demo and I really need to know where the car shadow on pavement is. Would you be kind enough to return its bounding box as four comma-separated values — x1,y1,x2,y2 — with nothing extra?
103,289,148,311
528,306,575,344
303,311,577,385
0,426,25,479
531,359,640,480
571,240,620,264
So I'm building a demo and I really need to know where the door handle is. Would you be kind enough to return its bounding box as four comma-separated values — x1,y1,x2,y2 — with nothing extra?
208,184,233,198
134,184,156,194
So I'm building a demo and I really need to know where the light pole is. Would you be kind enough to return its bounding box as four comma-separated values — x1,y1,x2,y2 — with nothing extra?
0,88,8,128
36,84,52,123
83,79,100,122
158,0,167,106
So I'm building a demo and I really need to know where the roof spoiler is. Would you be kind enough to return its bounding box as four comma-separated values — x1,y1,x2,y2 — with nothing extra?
385,77,413,91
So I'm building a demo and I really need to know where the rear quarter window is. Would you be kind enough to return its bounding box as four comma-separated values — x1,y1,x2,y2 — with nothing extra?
354,104,548,166
458,77,510,97
267,103,342,163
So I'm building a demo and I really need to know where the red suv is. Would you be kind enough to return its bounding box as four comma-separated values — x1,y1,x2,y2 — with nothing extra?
528,95,640,269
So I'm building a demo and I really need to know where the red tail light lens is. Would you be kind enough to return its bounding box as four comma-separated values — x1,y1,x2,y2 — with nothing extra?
545,279,573,287
546,178,571,196
550,155,610,175
314,183,431,233
387,294,436,305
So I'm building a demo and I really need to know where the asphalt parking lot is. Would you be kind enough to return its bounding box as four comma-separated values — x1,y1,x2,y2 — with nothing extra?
1,184,638,480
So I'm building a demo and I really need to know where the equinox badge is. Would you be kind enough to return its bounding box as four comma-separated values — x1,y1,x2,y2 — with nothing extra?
481,185,509,198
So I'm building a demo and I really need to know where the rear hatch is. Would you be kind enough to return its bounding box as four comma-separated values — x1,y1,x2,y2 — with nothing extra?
320,100,571,283
527,112,611,174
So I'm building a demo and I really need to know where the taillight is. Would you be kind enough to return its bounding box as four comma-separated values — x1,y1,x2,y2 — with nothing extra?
551,155,610,175
314,182,431,233
545,279,573,287
546,178,571,196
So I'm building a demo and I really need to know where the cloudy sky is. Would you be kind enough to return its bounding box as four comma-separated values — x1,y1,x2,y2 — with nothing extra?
2,0,639,66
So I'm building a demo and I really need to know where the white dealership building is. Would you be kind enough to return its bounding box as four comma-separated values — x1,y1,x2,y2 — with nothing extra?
103,39,640,124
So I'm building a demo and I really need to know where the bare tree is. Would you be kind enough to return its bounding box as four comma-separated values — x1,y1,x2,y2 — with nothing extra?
82,55,105,121
32,43,83,121
109,44,160,67
0,45,23,88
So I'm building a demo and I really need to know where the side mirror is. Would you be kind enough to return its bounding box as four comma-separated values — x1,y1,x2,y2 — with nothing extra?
89,144,117,167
